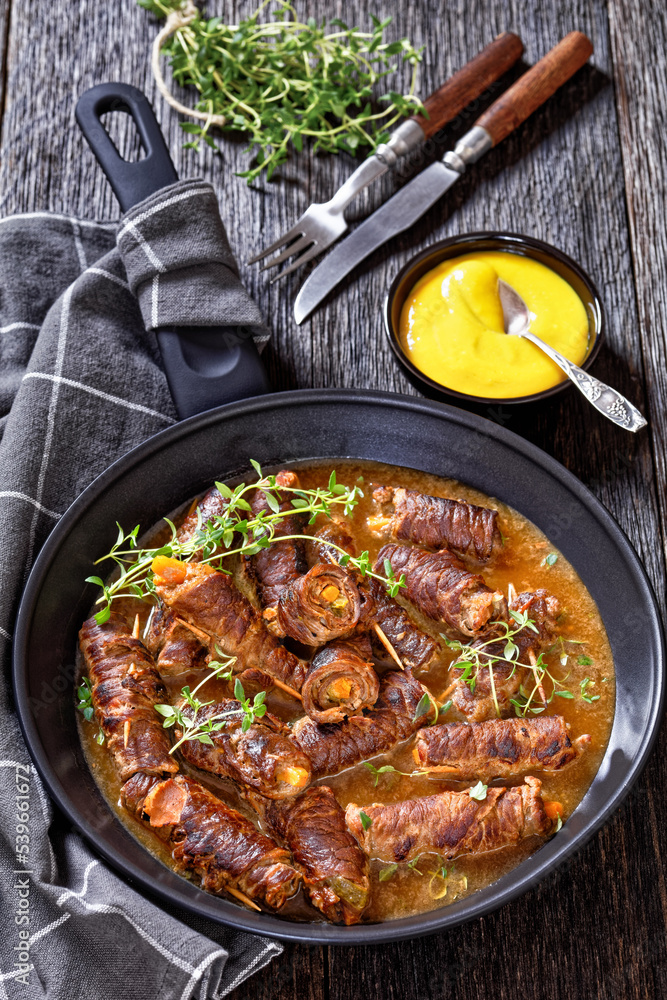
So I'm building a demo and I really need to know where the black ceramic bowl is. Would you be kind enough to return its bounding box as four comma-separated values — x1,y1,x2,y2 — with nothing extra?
384,233,604,406
12,390,665,944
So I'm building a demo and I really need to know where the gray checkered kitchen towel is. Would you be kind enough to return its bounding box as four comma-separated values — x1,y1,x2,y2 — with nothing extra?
0,180,282,999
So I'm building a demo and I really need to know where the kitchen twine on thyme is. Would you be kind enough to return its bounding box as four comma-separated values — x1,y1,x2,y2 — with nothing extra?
150,0,228,128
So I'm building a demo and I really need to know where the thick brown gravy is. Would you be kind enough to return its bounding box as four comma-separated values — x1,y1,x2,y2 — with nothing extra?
78,460,615,924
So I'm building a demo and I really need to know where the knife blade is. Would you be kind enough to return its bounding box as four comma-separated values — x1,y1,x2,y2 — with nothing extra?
248,32,524,276
294,162,461,324
294,31,593,325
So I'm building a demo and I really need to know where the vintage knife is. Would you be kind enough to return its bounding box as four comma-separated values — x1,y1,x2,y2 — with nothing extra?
249,32,524,277
294,32,593,325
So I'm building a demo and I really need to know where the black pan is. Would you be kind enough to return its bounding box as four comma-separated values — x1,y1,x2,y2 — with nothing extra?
11,89,666,945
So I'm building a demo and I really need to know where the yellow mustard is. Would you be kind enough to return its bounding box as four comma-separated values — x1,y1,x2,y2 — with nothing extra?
399,251,590,398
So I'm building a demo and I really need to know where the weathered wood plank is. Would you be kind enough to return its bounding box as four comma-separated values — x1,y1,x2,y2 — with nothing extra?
0,0,10,139
1,2,666,999
608,0,667,569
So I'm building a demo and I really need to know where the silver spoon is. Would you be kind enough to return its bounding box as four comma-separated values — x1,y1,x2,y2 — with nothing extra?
497,279,647,433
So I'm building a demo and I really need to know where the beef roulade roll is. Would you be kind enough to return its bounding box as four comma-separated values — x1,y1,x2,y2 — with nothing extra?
250,785,370,925
276,563,374,646
346,776,553,863
301,634,379,724
121,772,301,909
370,486,501,561
414,716,590,781
79,613,178,781
376,543,506,637
449,589,560,721
175,699,312,798
152,557,307,692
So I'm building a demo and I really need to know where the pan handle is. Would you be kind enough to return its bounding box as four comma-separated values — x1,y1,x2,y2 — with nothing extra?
75,83,271,418
75,82,179,213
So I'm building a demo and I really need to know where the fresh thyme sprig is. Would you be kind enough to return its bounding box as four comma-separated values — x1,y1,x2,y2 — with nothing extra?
139,0,423,182
155,651,268,754
444,609,597,718
377,853,468,900
363,761,429,786
76,677,105,745
87,463,405,625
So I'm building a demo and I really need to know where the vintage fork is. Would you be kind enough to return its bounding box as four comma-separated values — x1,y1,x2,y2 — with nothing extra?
248,32,524,281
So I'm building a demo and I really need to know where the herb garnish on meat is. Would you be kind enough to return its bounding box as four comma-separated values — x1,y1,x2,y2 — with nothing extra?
87,464,406,624
444,609,593,718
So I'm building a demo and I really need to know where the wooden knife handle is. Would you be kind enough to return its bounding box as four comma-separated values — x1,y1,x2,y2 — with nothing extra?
409,32,524,139
475,31,593,146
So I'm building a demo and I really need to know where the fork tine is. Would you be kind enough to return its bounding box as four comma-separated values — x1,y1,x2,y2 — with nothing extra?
247,220,307,265
259,234,314,271
269,241,325,283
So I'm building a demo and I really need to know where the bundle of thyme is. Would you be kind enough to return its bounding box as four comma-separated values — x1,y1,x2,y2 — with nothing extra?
139,0,423,181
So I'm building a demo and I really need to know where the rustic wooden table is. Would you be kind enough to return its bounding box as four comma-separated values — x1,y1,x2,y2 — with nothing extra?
1,1,666,998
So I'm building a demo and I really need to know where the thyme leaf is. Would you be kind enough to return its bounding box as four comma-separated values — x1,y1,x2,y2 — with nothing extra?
468,781,488,801
359,810,373,831
362,761,428,786
379,863,398,881
76,676,105,744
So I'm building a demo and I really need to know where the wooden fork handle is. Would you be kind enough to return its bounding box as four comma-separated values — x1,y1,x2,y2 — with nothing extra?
409,32,524,139
475,31,593,147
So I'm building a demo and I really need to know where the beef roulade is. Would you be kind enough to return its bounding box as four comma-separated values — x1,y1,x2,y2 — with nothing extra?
276,563,373,646
79,613,177,781
370,485,501,561
301,634,379,724
176,699,312,798
250,785,370,925
346,776,553,863
376,543,506,637
121,772,301,909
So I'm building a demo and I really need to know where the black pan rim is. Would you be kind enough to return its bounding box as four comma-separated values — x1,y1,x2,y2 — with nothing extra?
12,387,666,945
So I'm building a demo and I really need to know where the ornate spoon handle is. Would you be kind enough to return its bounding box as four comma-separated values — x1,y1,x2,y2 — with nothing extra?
520,330,647,433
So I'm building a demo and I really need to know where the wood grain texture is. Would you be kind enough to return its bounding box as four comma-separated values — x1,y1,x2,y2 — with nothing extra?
0,0,10,137
1,1,666,999
410,32,524,138
476,31,594,146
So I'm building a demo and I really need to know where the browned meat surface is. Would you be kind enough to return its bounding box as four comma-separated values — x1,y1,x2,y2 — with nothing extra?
251,785,370,924
144,600,207,676
293,670,431,777
121,772,301,908
176,699,312,798
302,634,379,724
79,614,177,782
450,589,561,721
346,776,552,862
414,716,590,780
449,661,523,722
154,561,307,692
315,522,440,672
276,563,374,645
367,577,440,672
245,470,308,611
313,520,357,566
176,486,230,554
377,543,507,636
372,486,501,561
